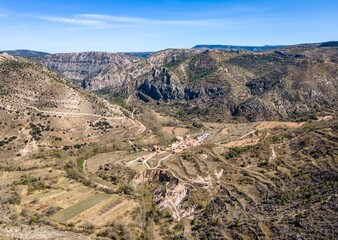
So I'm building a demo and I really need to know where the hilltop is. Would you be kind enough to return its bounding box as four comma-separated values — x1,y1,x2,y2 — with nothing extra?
0,49,49,58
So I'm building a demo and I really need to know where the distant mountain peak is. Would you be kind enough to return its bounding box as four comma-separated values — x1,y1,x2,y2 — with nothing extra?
0,49,49,58
193,44,286,51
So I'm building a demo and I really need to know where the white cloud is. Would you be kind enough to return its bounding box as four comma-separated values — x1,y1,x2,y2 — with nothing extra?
40,17,105,26
40,14,249,29
39,16,137,29
76,14,148,24
77,13,245,27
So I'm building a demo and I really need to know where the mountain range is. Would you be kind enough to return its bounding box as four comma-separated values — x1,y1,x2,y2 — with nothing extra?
193,44,285,51
21,41,338,123
0,41,337,239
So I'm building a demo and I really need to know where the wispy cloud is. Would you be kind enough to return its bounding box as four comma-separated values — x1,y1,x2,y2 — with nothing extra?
77,14,149,24
41,17,105,26
77,14,239,27
39,15,139,29
39,13,249,29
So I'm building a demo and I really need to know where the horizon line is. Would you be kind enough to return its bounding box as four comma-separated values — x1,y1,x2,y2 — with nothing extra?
0,40,337,54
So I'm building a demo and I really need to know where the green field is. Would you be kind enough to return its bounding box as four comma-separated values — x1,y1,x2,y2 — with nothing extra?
51,193,111,222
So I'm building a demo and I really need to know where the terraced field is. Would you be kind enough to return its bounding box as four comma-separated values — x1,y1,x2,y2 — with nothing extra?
1,161,142,234
1,98,337,239
51,193,111,222
108,118,336,239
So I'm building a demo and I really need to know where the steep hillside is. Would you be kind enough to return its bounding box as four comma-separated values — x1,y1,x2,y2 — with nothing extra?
0,53,143,159
0,53,149,167
0,54,147,239
0,53,123,116
132,45,338,122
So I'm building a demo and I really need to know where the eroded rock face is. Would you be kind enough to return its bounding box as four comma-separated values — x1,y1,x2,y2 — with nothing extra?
33,52,147,90
89,59,151,90
133,170,194,220
138,67,184,101
137,66,232,102
34,52,131,80
154,182,195,220
32,49,201,91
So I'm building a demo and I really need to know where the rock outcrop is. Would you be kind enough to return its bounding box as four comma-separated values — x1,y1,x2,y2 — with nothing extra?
33,52,144,90
32,44,338,122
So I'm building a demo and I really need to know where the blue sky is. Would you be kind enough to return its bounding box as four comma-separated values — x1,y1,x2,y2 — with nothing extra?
0,0,337,53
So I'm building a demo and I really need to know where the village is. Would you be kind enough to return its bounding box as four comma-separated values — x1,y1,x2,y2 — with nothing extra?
127,132,211,168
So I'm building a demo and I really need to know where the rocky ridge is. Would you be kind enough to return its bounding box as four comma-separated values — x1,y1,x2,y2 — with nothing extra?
32,49,202,91
32,43,338,122
132,45,338,121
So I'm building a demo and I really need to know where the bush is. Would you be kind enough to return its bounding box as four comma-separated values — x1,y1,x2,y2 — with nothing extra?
80,221,95,233
225,145,256,159
117,184,134,195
